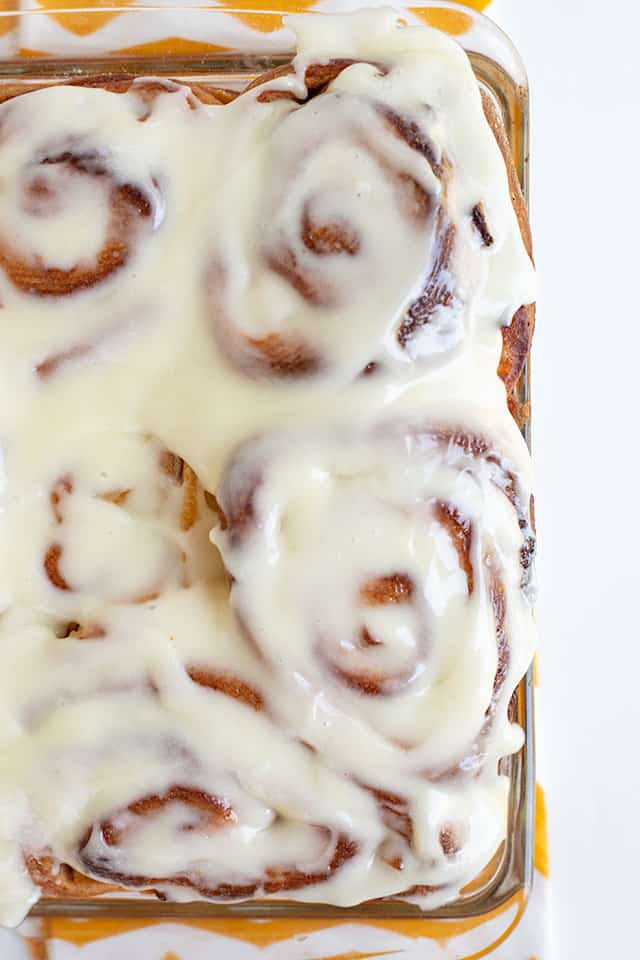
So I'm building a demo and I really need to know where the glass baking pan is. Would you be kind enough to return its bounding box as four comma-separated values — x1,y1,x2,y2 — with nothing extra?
0,0,535,929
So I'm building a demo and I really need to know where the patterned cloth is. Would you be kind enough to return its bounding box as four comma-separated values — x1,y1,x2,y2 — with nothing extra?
0,0,495,58
0,2,551,957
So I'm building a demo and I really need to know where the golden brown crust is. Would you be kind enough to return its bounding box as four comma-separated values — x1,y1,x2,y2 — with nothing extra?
0,76,236,108
246,63,303,103
25,854,120,898
480,89,535,415
480,91,532,260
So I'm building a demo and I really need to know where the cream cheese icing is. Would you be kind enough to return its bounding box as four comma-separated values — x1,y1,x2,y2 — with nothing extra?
0,9,536,925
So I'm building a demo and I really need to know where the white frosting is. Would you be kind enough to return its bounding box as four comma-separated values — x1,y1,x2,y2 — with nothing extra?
0,10,535,926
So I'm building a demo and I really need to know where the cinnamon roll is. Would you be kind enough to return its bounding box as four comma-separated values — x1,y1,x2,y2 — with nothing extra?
16,593,369,906
0,125,153,297
0,76,230,298
30,433,220,633
77,788,358,900
214,425,534,754
206,47,535,389
212,424,535,891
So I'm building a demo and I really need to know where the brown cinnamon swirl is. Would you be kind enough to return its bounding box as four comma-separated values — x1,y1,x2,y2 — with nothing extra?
36,434,218,633
0,77,232,298
211,424,535,876
206,56,534,395
25,678,361,903
0,135,161,296
207,63,456,382
77,804,357,899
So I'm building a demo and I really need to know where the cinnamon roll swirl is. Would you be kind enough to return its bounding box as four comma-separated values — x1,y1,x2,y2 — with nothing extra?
0,76,229,298
16,595,367,906
77,789,358,900
0,128,155,296
206,51,534,390
32,433,219,632
212,424,535,888
214,426,534,748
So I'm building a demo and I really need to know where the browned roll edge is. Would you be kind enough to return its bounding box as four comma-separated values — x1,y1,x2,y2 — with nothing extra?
0,76,236,107
480,89,536,424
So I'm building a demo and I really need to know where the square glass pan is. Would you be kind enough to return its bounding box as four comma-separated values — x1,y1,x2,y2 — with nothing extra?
0,0,535,925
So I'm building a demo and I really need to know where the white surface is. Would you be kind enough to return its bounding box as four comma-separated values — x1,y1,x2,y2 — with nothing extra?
492,0,640,956
1,3,638,958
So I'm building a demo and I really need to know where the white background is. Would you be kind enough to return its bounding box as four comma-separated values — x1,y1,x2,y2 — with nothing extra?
2,2,639,958
491,0,640,956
